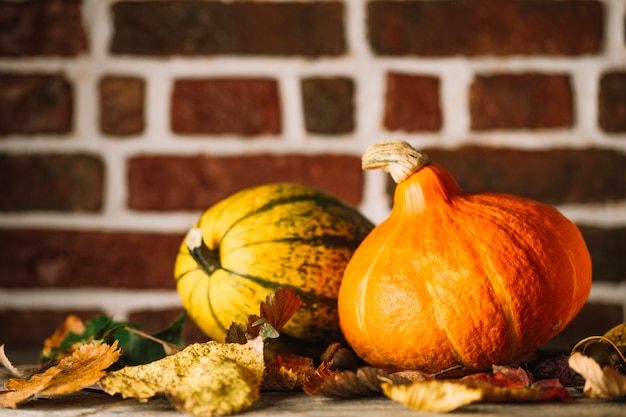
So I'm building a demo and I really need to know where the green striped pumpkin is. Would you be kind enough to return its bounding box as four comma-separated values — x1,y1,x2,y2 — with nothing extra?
174,182,374,344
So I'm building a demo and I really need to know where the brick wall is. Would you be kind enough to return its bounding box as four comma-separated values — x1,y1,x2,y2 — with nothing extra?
1,0,625,351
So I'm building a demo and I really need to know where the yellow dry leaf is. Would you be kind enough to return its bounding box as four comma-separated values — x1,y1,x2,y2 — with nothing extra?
603,323,626,352
568,352,626,399
100,338,265,417
381,380,484,413
0,342,121,409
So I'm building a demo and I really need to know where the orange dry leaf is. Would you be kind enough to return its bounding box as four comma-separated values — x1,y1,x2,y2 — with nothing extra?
0,342,121,409
40,314,86,360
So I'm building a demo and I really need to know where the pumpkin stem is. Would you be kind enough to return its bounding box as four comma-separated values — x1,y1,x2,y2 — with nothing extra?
362,140,430,183
185,228,221,275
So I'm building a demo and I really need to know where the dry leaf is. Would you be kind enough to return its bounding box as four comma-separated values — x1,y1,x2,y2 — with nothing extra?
0,342,120,409
259,287,301,332
225,288,301,345
40,314,86,360
462,365,530,388
382,365,570,413
568,352,626,399
262,354,315,391
0,345,23,378
100,338,265,417
382,380,484,413
391,370,433,383
304,365,410,398
603,323,626,352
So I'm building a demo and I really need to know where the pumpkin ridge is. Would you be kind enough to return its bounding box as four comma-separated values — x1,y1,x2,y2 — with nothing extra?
220,268,283,291
424,280,472,369
452,200,522,363
353,217,406,365
234,234,365,251
219,193,354,240
175,264,201,283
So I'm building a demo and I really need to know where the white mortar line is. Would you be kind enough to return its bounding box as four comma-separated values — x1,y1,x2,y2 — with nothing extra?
0,289,182,322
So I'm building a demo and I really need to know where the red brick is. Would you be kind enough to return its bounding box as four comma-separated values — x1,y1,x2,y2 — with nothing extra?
368,0,602,56
386,147,626,206
0,0,88,57
99,76,145,136
171,78,281,136
598,71,626,133
470,73,573,130
0,73,73,135
127,154,364,211
128,309,207,344
383,72,442,132
578,226,626,283
111,1,345,57
0,153,104,212
0,229,182,289
0,310,104,351
301,77,355,135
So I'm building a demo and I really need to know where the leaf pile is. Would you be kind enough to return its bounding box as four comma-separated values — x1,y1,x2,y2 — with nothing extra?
2,293,626,416
382,365,570,413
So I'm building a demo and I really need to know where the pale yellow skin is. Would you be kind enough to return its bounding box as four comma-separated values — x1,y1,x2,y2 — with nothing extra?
174,183,373,343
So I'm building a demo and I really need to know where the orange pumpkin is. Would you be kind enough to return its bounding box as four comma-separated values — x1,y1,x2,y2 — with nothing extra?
338,140,592,374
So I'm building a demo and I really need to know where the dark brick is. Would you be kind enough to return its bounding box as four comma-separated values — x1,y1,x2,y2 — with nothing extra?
171,78,281,136
579,226,626,283
386,147,626,206
99,76,145,136
128,309,207,344
111,1,345,57
545,302,624,349
301,77,355,134
383,72,441,132
0,310,104,352
0,0,88,57
0,73,73,135
127,154,364,211
470,73,573,130
368,0,602,56
0,229,183,289
0,153,104,212
598,71,626,133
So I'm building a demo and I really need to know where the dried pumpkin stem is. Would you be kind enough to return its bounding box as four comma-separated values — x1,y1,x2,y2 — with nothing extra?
362,140,430,183
186,228,221,275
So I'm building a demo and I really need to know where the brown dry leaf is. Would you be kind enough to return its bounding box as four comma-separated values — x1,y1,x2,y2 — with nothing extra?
391,370,433,383
40,314,86,360
100,338,265,417
259,287,301,332
304,365,411,398
382,380,484,413
568,352,626,399
262,354,315,391
0,342,120,409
